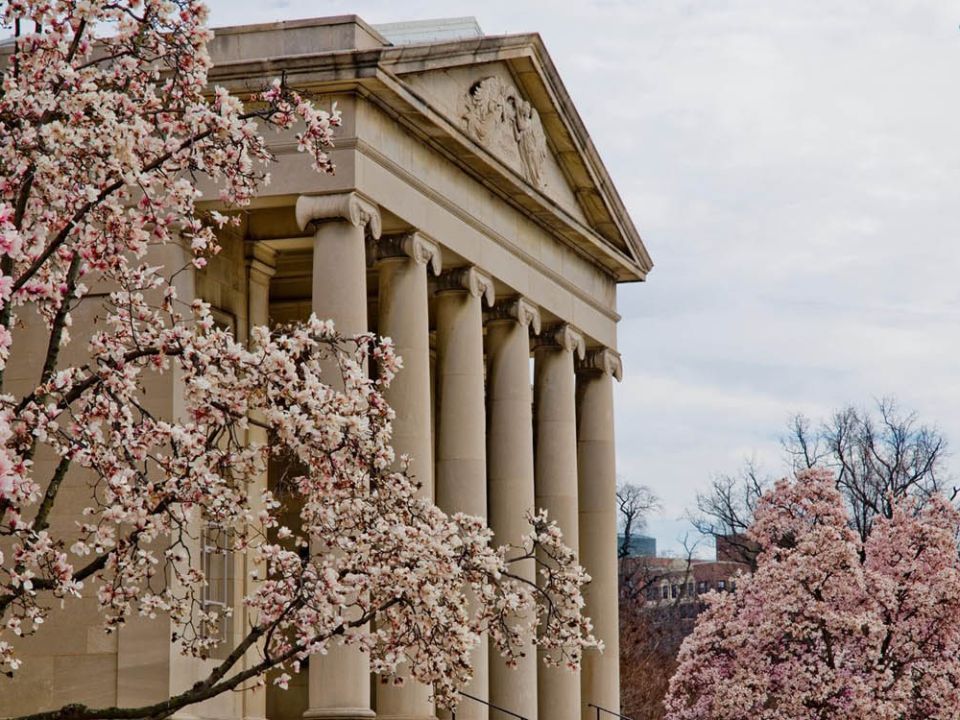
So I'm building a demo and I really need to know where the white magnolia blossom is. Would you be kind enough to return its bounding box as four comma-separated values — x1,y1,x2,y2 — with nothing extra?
0,1,598,716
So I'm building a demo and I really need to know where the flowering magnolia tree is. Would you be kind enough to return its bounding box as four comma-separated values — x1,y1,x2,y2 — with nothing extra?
665,468,960,720
0,2,597,718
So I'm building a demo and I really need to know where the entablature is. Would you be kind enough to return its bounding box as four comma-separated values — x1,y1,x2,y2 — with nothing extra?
206,21,652,283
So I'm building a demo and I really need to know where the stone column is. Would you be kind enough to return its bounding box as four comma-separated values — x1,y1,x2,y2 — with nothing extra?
533,324,585,720
374,233,441,720
434,267,494,720
296,191,381,720
243,242,276,720
485,297,540,720
576,348,622,720
297,192,381,339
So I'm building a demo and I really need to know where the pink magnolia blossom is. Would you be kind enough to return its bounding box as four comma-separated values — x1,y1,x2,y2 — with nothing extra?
664,468,960,720
0,2,597,716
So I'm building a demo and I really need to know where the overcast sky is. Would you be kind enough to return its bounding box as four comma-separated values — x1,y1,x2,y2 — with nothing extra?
206,0,960,554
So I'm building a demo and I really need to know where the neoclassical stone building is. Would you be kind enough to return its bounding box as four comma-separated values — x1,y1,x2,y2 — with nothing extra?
0,14,651,720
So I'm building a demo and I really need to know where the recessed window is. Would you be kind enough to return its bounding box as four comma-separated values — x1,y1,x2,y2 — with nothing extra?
201,524,234,657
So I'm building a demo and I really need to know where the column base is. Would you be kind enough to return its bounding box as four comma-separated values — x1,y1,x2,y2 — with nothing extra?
303,709,376,719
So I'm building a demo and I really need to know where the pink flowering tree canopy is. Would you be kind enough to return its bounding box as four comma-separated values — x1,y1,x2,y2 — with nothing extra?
0,2,598,717
665,468,960,720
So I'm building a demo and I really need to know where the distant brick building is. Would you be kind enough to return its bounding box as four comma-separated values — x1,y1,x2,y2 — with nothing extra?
619,541,751,719
619,537,753,629
622,557,749,608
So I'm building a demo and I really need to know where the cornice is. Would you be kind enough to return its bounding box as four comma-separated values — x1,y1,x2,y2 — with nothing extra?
367,66,647,281
350,136,622,324
204,34,651,281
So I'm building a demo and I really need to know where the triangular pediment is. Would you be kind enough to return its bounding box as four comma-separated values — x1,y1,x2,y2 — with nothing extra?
402,64,591,226
378,39,652,280
205,23,652,280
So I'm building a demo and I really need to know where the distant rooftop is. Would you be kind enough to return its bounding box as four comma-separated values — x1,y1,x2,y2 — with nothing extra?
374,17,483,45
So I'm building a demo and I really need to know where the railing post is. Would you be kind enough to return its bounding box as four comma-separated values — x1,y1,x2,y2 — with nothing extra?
458,690,529,719
588,702,635,720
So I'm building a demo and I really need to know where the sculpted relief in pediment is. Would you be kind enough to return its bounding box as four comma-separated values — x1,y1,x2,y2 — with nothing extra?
462,76,548,190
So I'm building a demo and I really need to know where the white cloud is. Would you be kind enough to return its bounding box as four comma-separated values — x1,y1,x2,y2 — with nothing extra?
205,0,960,554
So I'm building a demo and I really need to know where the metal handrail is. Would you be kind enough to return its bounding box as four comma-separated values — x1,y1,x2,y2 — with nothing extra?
588,702,635,720
451,691,530,719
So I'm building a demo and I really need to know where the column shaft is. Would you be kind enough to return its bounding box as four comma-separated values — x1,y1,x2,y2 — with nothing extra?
311,221,368,337
533,326,584,720
298,193,380,720
243,244,275,720
576,350,622,720
486,299,539,720
375,235,440,720
434,268,493,720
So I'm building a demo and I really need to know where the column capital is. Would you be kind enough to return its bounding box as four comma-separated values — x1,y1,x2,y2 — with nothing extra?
295,192,382,239
245,242,277,285
487,296,541,334
578,347,623,381
534,323,585,359
373,233,441,276
436,266,495,306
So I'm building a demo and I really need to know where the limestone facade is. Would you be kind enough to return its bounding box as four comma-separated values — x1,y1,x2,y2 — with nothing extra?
0,14,651,720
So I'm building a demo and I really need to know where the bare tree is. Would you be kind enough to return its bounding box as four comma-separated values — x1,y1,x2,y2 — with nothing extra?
616,481,660,559
692,398,951,564
792,398,952,542
690,460,766,568
619,536,703,720
620,602,674,720
616,481,661,607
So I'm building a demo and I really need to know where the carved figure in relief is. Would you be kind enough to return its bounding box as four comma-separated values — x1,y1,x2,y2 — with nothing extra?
462,76,548,189
462,75,507,142
513,97,547,189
